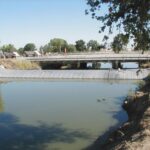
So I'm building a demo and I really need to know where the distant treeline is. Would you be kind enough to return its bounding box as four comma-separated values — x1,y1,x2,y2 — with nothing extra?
0,39,105,54
0,35,147,55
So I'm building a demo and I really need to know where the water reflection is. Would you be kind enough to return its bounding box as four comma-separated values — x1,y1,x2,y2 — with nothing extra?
84,111,126,150
0,80,138,150
0,113,91,150
0,98,4,112
85,96,128,150
0,87,4,112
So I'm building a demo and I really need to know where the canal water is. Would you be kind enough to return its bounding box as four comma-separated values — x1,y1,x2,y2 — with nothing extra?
87,62,139,69
0,80,138,150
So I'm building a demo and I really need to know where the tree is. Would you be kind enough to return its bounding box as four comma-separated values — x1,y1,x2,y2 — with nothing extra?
1,44,16,52
49,38,68,53
18,48,24,55
87,40,100,51
86,0,150,51
111,34,129,53
67,44,76,52
75,40,86,52
24,43,36,51
40,44,51,54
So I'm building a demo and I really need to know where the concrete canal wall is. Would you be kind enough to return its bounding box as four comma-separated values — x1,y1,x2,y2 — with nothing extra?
0,69,149,80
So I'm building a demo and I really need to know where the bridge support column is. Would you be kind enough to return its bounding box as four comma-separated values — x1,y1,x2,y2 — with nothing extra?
77,62,81,69
112,61,122,69
92,62,101,69
138,62,141,68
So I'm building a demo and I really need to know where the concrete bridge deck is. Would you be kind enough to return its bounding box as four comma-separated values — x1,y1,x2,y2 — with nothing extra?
25,53,150,62
0,69,149,80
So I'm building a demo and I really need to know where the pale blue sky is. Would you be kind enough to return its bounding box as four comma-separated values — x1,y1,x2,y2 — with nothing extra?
0,0,113,48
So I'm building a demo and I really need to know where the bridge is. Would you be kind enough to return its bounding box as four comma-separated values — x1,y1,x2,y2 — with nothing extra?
24,52,150,69
25,52,150,62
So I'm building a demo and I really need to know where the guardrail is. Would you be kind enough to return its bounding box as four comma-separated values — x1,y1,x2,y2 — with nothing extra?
25,53,150,62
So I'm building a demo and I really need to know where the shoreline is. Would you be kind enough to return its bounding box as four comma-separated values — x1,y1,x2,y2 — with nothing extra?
92,79,150,150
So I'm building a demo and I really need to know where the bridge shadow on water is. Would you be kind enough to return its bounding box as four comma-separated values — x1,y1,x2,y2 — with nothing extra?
84,96,128,150
0,113,91,150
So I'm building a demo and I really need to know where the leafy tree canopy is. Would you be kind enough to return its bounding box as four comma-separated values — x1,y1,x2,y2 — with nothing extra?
1,44,16,52
67,44,77,52
111,34,129,53
86,0,150,51
75,40,86,51
87,40,100,51
24,43,36,51
40,44,51,53
18,48,24,54
50,38,68,53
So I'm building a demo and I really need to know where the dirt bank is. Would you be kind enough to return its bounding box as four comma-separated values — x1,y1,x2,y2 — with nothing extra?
0,59,40,70
141,62,150,68
99,80,150,150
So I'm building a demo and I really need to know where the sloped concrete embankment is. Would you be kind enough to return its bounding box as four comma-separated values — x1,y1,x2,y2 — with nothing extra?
0,69,149,80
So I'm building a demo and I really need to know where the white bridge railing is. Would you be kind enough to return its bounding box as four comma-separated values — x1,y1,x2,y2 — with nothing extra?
24,53,150,62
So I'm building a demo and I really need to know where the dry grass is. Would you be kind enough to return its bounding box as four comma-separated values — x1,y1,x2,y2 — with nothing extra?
0,59,40,70
141,62,150,68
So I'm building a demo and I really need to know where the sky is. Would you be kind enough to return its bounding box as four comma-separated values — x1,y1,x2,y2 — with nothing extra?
0,0,113,48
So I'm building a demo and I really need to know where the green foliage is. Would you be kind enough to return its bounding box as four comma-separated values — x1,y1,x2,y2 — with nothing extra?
50,38,68,53
18,48,24,55
75,40,86,51
86,0,150,51
40,44,51,53
87,40,100,51
24,43,36,51
134,31,150,51
1,44,16,52
67,44,76,52
111,34,129,53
